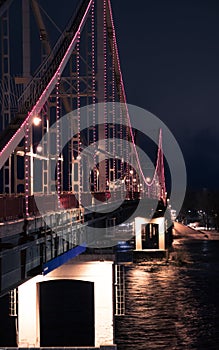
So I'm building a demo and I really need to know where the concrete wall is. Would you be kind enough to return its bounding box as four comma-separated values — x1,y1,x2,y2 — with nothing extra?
18,260,114,348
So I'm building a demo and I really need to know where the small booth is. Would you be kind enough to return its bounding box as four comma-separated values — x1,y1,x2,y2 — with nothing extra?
134,216,167,261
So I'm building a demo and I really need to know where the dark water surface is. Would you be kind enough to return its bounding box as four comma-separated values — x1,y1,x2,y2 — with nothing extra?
115,238,219,350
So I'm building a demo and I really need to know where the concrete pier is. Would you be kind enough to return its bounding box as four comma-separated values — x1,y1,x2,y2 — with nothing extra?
18,257,115,348
133,216,167,262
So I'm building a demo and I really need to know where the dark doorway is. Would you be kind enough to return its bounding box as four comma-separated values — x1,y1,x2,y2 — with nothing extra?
0,293,17,346
141,223,159,249
39,279,94,347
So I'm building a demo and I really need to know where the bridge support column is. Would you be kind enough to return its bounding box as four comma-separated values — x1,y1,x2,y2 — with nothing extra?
18,259,115,348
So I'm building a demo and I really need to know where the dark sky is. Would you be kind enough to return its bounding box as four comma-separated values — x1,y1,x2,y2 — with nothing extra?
111,0,219,191
9,0,219,191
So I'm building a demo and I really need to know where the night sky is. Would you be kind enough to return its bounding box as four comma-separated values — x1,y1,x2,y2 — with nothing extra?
112,0,219,191
10,0,219,191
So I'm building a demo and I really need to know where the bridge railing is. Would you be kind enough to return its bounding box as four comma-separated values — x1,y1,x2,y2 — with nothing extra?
0,191,143,222
0,193,77,221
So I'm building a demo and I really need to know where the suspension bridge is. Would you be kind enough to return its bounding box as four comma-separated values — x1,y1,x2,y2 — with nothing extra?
0,0,169,348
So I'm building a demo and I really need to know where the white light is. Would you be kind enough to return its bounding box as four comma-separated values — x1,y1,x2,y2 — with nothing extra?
36,145,43,153
146,177,151,182
33,116,41,126
130,170,134,175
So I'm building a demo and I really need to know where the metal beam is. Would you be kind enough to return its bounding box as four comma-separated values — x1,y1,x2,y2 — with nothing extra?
0,0,12,18
22,0,31,84
30,0,51,56
0,0,93,169
30,0,72,113
97,0,107,192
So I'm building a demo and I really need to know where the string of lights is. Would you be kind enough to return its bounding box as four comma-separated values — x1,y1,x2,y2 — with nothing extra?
76,31,81,204
91,0,97,192
24,120,29,217
103,0,108,190
107,0,165,196
56,73,61,207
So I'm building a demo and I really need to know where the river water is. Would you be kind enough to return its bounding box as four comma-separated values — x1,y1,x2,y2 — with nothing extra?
115,237,219,350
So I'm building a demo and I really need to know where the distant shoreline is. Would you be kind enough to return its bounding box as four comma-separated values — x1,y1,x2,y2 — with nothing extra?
173,221,219,241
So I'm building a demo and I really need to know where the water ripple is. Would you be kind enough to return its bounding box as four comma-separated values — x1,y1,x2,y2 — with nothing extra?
116,240,219,350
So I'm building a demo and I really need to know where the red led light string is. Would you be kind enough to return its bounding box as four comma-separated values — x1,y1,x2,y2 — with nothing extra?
0,0,94,172
159,129,166,201
76,31,81,204
112,25,116,198
107,0,164,191
91,0,97,192
24,120,29,217
125,113,130,195
56,73,61,207
103,0,108,191
119,85,124,199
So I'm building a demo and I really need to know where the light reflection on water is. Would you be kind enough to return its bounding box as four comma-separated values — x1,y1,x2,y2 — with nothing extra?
116,240,219,350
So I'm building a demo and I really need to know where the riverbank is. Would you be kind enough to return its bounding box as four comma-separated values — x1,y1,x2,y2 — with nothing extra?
173,221,219,241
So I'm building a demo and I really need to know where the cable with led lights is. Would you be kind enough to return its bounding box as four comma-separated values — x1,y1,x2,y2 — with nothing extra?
76,31,81,205
112,21,116,199
24,120,30,217
56,72,61,208
91,0,97,193
103,0,108,192
107,0,164,195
